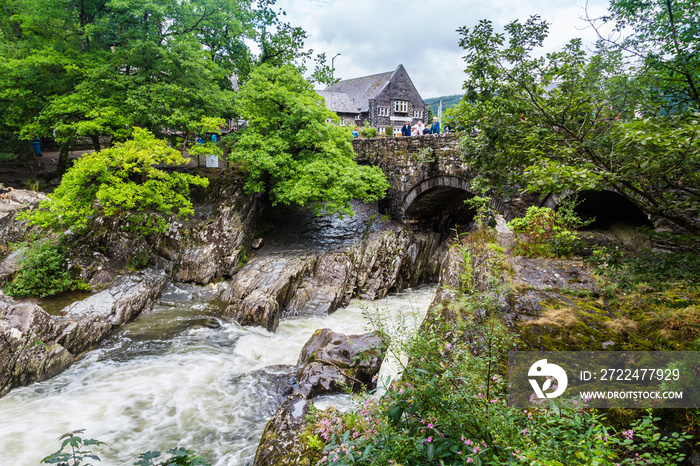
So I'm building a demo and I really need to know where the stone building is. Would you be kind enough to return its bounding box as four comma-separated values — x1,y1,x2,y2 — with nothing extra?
319,64,427,135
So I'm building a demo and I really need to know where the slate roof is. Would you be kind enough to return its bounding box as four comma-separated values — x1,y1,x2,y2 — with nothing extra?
317,90,360,114
324,66,400,112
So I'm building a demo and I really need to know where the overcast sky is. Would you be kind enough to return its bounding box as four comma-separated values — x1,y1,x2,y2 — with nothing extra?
273,0,612,98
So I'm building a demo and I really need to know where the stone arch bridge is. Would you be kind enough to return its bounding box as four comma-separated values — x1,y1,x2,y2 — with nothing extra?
352,134,655,232
352,134,512,230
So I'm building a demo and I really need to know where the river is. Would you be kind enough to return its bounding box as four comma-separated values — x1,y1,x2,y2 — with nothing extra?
0,282,435,465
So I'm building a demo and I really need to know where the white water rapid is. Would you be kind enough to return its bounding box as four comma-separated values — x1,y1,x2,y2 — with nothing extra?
0,283,435,465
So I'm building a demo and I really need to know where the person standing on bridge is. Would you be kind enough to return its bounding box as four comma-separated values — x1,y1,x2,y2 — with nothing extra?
414,119,425,135
401,121,411,137
429,116,440,135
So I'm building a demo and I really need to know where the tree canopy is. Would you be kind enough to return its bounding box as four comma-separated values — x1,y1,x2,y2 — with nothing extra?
20,128,209,235
0,0,308,170
449,4,700,234
229,64,389,216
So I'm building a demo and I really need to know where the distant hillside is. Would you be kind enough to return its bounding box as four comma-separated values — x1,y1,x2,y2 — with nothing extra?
424,94,464,116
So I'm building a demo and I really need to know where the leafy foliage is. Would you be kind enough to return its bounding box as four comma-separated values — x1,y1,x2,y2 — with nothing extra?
588,231,700,292
0,0,308,168
19,128,209,235
451,12,700,235
135,448,210,466
309,229,692,465
41,430,104,466
229,64,389,216
41,431,210,466
4,240,88,298
508,202,590,258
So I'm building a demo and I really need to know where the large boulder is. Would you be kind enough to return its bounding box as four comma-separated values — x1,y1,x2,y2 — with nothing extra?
295,328,384,398
253,394,314,466
254,329,386,466
223,227,444,332
0,295,75,396
0,268,167,396
0,189,47,252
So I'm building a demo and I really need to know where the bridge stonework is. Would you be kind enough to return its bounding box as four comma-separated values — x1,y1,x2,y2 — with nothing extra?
352,134,514,227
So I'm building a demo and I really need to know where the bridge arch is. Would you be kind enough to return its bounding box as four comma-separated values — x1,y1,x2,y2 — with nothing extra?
398,176,511,231
542,190,653,230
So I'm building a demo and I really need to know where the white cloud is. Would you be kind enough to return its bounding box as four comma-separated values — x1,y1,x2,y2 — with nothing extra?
274,0,611,98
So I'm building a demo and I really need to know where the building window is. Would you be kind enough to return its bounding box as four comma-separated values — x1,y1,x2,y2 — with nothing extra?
413,110,423,118
394,126,402,135
378,107,389,116
378,127,386,135
393,100,408,113
355,114,361,120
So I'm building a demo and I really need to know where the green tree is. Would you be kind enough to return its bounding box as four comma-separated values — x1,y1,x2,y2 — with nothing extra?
20,128,209,235
589,0,700,115
229,64,389,215
0,0,305,173
452,14,700,235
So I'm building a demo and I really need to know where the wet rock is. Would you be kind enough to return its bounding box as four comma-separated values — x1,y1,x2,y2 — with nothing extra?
0,268,167,396
0,294,75,397
170,190,259,284
253,394,313,466
224,226,444,332
254,329,386,466
0,189,46,253
57,268,168,354
295,328,384,398
222,255,315,331
0,250,22,288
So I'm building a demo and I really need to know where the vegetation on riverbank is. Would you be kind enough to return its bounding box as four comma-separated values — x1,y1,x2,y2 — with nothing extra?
300,220,700,465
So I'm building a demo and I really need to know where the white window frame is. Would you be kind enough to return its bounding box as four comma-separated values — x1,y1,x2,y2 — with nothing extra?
355,114,361,120
413,110,423,118
378,106,389,116
378,127,386,135
393,100,408,113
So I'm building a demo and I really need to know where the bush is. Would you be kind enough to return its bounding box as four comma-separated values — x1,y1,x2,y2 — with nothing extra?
4,241,88,298
384,125,393,137
20,128,209,236
41,430,211,466
359,126,377,138
508,201,589,258
311,230,692,466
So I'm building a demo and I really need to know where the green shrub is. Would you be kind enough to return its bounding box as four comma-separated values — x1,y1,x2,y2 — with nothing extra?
359,126,377,138
19,128,209,236
358,120,377,138
4,241,88,298
508,202,589,258
0,152,15,163
385,125,393,137
41,430,211,466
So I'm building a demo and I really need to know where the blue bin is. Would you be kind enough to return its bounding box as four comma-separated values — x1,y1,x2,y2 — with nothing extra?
32,139,41,155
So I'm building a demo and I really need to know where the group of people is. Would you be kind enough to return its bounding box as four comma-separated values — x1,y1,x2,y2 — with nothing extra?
401,117,441,136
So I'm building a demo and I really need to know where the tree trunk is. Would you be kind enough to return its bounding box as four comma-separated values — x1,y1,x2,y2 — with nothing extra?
56,141,73,175
91,134,101,152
